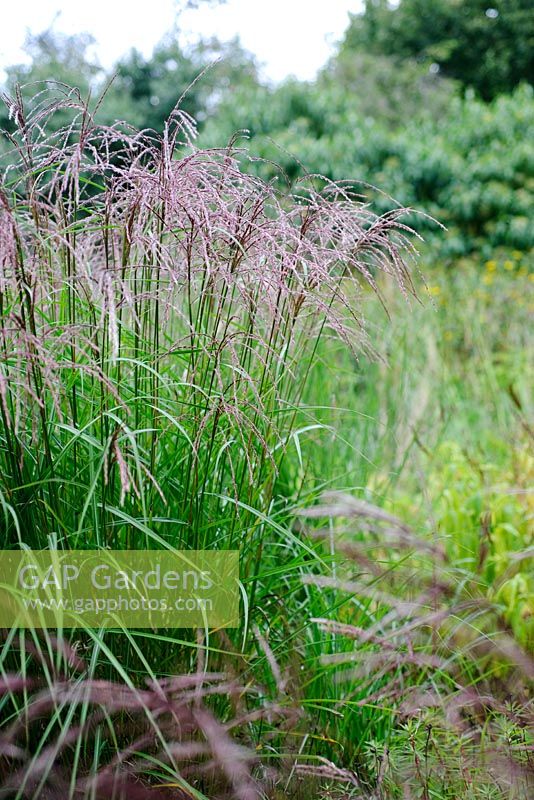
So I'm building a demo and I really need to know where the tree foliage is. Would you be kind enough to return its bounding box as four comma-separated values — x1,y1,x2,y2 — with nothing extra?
103,36,257,131
0,28,257,135
341,0,534,100
1,14,532,255
200,82,534,254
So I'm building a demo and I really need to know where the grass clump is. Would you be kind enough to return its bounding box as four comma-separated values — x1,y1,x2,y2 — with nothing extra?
0,85,417,559
0,86,421,797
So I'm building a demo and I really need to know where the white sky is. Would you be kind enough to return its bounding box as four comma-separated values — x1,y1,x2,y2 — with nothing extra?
0,0,363,84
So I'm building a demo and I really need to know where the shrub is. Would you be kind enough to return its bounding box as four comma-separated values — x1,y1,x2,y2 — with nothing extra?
201,84,534,256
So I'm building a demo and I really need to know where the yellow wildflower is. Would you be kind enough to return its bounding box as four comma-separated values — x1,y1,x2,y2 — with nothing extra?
427,285,441,296
512,250,523,260
482,274,494,286
485,260,497,271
